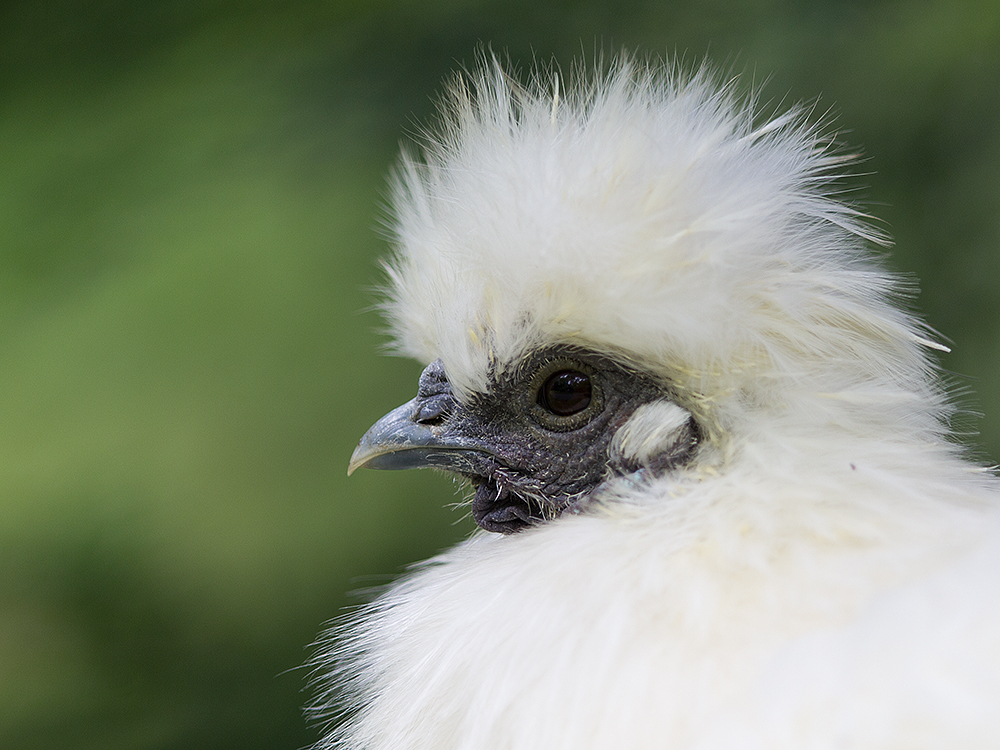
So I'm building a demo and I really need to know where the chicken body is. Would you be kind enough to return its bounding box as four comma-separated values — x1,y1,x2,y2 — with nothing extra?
313,56,1000,749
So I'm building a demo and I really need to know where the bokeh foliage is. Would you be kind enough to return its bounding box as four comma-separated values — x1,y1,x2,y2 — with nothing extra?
1,1,998,748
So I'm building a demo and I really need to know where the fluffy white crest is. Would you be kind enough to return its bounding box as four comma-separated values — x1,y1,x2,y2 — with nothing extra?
382,54,946,454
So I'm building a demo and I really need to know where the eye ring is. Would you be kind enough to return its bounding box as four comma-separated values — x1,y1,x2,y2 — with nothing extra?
526,358,603,432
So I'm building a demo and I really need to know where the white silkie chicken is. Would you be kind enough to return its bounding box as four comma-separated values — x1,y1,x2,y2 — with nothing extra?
312,55,1000,749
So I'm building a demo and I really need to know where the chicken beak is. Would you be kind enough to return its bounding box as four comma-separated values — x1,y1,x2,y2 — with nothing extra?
348,398,491,476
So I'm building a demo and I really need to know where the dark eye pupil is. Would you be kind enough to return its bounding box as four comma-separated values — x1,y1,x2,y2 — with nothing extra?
539,370,592,416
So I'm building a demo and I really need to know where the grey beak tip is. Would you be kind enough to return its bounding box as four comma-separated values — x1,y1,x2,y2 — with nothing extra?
348,436,387,476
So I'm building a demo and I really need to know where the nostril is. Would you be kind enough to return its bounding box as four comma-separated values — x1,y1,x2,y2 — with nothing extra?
417,359,450,396
414,394,452,426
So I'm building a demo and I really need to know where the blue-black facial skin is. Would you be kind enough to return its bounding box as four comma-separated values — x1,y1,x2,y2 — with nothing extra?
356,346,699,534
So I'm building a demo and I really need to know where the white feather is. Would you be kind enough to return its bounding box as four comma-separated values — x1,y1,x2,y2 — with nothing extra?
609,399,692,468
312,54,1000,749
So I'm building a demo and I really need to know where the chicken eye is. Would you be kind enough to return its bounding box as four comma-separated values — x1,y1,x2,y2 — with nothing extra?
539,370,592,416
526,357,603,432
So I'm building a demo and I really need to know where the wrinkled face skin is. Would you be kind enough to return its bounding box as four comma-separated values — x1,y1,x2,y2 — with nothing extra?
350,346,700,534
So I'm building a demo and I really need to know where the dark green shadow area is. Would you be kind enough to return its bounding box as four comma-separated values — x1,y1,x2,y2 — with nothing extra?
1,2,998,748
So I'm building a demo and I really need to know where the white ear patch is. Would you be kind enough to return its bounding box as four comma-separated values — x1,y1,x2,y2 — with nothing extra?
609,399,696,475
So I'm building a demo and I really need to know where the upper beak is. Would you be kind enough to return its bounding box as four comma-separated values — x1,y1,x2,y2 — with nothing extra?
348,397,491,476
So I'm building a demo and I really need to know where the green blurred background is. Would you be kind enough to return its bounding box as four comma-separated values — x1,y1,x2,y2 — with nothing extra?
1,1,998,748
